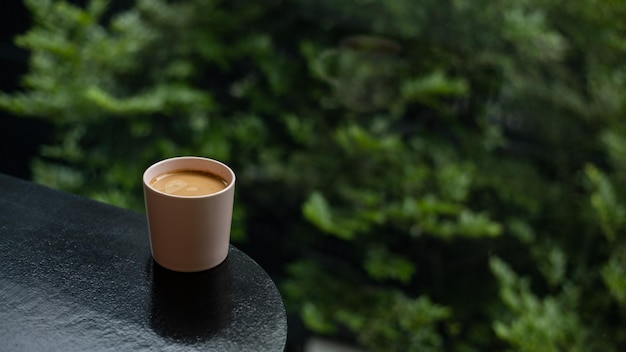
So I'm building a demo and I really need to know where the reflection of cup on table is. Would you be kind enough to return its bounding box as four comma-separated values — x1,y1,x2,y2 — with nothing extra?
143,156,236,272
148,257,233,341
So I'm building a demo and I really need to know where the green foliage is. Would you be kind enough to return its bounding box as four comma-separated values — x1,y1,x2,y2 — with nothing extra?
3,0,626,350
490,257,586,352
282,261,450,351
587,164,626,242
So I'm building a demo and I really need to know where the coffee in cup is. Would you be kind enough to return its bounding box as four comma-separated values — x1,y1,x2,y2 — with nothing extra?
149,170,228,197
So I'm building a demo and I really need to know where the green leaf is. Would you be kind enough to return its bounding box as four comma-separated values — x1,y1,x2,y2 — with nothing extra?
302,191,333,231
302,191,354,240
301,302,336,334
601,247,626,306
457,210,503,238
586,164,626,242
364,246,416,284
436,162,473,202
401,70,468,108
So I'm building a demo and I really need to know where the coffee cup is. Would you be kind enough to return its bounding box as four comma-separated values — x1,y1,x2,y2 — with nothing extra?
143,156,236,272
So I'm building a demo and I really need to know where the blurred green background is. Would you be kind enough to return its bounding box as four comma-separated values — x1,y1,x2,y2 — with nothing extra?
2,0,626,351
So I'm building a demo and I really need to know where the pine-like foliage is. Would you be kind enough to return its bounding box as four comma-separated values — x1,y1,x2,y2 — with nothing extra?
3,0,626,350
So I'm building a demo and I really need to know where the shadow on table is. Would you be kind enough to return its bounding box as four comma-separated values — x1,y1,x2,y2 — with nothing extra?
148,257,233,343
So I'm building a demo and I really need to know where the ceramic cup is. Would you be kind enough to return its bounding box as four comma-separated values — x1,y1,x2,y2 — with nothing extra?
143,156,236,272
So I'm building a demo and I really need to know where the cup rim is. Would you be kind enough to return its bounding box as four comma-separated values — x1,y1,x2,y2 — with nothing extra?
143,156,236,199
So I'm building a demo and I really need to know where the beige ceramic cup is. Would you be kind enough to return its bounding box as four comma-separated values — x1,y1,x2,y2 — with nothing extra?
143,156,236,272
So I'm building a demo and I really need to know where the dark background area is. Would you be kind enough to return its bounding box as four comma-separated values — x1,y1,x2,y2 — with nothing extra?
0,1,50,180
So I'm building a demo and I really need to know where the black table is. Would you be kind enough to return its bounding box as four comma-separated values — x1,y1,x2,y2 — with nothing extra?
0,173,287,351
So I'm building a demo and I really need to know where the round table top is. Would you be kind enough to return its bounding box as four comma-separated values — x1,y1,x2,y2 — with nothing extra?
0,173,287,351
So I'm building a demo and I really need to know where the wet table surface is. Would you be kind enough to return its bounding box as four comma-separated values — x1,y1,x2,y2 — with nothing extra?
0,173,287,351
